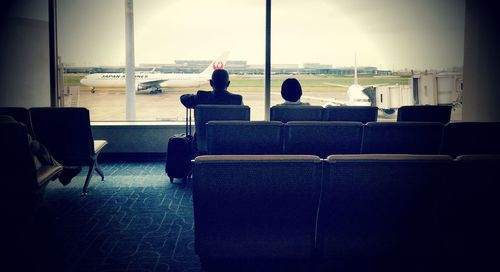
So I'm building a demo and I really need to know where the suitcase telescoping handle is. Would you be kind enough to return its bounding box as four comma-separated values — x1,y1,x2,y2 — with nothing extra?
185,107,192,136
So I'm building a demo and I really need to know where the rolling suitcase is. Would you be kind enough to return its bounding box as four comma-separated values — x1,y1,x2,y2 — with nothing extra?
165,108,194,183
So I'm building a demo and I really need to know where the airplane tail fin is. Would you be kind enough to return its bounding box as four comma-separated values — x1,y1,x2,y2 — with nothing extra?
201,51,230,77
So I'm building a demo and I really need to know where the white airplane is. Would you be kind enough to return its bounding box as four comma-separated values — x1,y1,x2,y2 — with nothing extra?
301,54,379,107
80,51,230,94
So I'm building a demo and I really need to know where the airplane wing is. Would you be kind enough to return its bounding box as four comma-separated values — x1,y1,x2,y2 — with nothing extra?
322,82,351,88
324,82,392,88
300,95,348,106
137,79,167,90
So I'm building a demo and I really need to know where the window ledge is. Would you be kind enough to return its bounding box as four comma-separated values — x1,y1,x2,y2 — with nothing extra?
91,121,186,126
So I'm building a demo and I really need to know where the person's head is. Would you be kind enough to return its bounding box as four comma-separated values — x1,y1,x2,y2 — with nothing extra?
281,78,302,102
210,69,230,92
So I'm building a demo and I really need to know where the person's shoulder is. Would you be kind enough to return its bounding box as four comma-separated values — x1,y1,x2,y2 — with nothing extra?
196,90,212,96
227,91,243,103
274,101,310,107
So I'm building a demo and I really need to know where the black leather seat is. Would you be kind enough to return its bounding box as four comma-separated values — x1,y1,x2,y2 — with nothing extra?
0,115,63,210
284,121,363,157
194,105,250,154
29,107,107,195
0,107,35,137
441,122,500,157
323,106,378,123
319,154,452,271
397,105,452,124
193,155,322,271
270,105,323,122
448,155,500,271
362,122,444,154
207,121,283,155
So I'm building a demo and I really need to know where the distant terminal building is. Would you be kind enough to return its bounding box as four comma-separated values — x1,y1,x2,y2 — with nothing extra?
377,70,393,76
303,63,332,74
302,65,378,76
64,60,383,76
160,60,248,74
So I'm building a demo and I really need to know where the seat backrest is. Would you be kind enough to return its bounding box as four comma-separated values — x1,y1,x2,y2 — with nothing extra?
323,106,378,123
441,122,500,157
270,105,323,122
193,155,322,260
0,107,34,137
207,121,283,155
362,122,444,154
30,107,95,165
0,119,38,198
284,121,363,157
397,105,452,124
451,155,500,258
194,105,250,153
319,154,452,259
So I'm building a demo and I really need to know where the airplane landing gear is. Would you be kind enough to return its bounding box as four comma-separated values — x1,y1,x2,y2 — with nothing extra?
149,88,162,94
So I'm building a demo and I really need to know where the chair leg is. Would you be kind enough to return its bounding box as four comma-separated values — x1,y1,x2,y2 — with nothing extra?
95,161,104,181
81,162,96,196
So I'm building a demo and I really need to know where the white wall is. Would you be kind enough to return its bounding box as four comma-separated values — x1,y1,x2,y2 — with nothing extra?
0,0,51,107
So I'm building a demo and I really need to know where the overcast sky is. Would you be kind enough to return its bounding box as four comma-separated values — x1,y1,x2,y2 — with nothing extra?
57,0,465,70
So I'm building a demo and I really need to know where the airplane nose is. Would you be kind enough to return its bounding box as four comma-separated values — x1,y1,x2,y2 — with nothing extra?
80,77,88,85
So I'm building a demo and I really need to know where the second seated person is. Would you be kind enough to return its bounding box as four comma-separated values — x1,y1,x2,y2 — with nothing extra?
180,69,243,108
275,78,310,106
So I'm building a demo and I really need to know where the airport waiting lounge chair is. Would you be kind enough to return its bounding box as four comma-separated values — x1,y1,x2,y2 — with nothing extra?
0,116,63,208
206,121,283,155
362,122,444,155
0,107,35,137
323,106,378,123
397,105,452,124
319,154,452,270
284,121,363,157
441,122,500,157
29,107,107,195
270,105,323,123
194,105,250,154
193,155,322,271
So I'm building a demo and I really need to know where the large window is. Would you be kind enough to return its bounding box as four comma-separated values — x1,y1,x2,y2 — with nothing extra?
58,0,264,121
58,0,464,121
272,0,465,119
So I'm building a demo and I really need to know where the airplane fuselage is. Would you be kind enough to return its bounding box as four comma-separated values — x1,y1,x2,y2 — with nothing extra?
80,73,210,90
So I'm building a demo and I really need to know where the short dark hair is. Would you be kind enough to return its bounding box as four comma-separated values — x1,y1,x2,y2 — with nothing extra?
281,78,302,102
211,69,229,89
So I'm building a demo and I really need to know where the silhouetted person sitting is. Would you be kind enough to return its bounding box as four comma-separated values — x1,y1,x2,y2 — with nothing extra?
275,78,310,106
180,69,243,108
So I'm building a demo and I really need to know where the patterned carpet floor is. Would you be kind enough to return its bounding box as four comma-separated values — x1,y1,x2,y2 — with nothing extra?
44,162,200,272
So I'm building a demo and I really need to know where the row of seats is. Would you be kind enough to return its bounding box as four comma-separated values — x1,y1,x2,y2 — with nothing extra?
272,105,452,123
0,107,107,195
271,105,378,123
194,105,452,153
193,154,500,271
206,121,500,158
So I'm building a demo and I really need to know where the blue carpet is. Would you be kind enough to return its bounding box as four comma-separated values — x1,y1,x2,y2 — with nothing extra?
45,162,201,272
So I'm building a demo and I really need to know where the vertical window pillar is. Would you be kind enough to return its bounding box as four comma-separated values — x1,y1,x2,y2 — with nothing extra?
125,0,136,120
264,0,271,121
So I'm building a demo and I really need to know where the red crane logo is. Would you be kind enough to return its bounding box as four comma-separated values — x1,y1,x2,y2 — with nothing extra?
212,61,224,70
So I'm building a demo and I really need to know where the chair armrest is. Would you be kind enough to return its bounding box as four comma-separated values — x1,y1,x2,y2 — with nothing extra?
93,140,108,154
37,165,63,187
